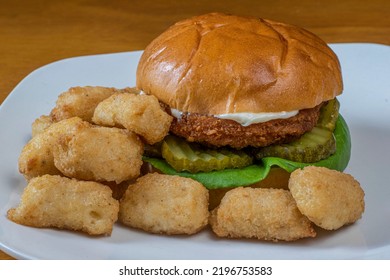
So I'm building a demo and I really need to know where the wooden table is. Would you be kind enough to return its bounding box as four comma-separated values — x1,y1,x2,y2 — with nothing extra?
1,0,389,260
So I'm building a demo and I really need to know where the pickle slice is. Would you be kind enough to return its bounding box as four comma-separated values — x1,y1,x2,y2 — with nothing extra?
254,126,336,163
317,98,340,131
161,135,253,173
253,98,339,163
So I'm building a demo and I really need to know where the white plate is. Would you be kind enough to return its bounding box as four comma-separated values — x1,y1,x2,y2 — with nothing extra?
1,44,390,260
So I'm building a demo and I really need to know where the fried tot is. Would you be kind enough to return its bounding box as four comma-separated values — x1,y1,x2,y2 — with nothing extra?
18,117,90,179
31,115,53,137
209,168,291,210
210,187,316,241
92,93,173,144
289,166,365,230
7,175,119,235
50,86,139,122
53,126,143,183
119,173,209,235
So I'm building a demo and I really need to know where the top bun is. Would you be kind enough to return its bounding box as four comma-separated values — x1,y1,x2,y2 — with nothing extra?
136,13,343,115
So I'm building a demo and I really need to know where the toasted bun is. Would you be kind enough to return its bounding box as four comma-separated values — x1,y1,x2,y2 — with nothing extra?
136,13,343,115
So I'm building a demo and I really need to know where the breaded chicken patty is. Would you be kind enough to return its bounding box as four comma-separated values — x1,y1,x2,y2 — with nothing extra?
169,104,322,149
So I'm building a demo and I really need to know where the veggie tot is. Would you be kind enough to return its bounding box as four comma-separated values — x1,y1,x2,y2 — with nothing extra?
7,175,119,235
289,166,365,230
210,187,316,241
92,93,173,145
18,117,90,180
119,173,209,235
53,126,143,184
50,86,137,122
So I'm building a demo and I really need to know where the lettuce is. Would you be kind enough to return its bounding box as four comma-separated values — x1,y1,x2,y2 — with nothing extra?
143,115,351,189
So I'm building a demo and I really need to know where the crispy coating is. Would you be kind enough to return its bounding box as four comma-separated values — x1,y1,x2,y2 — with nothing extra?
7,175,119,235
119,173,209,235
31,115,53,137
50,86,139,122
169,104,322,149
209,168,291,210
18,117,90,180
210,187,316,241
289,166,365,230
92,93,173,144
53,126,143,184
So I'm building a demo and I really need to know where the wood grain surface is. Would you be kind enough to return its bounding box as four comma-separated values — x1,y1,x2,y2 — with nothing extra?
1,0,389,260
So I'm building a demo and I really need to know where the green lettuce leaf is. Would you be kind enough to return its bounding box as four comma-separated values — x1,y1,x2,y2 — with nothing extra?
143,115,351,189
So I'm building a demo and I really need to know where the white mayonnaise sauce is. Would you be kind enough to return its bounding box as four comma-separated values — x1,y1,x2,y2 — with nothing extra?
170,108,299,126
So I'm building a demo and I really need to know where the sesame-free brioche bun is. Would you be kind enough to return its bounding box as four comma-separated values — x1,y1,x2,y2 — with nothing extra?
136,12,343,115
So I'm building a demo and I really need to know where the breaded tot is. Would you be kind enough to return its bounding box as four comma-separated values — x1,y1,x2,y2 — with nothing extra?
53,126,143,183
31,115,53,137
119,173,209,235
210,187,316,241
50,86,139,122
92,93,173,144
289,166,365,230
19,117,90,179
209,168,291,210
7,175,119,235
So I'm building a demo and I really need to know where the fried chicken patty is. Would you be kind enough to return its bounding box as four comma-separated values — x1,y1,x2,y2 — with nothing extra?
169,104,323,149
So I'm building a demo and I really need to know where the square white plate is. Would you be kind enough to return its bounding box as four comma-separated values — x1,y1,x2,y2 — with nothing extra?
1,43,389,259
